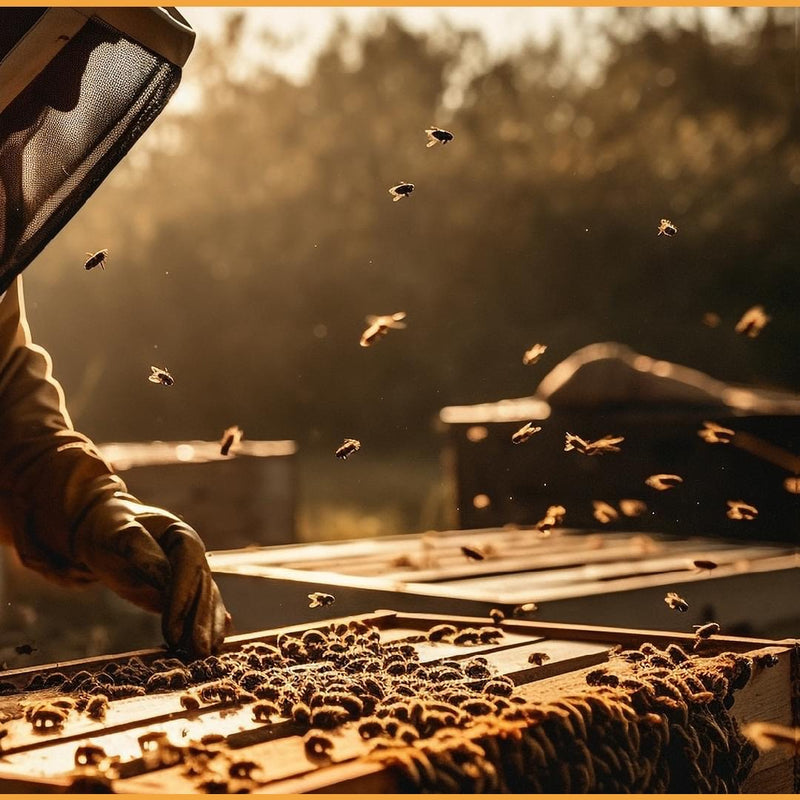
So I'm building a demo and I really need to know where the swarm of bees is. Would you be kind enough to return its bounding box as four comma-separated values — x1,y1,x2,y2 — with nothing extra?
335,438,361,459
360,312,407,347
220,425,243,456
425,127,454,147
564,432,624,456
735,305,770,338
511,422,541,445
645,473,683,491
657,218,678,236
308,592,336,609
84,248,109,271
664,592,689,613
726,500,758,520
148,366,174,387
592,501,619,525
698,421,735,444
522,343,547,365
389,182,415,202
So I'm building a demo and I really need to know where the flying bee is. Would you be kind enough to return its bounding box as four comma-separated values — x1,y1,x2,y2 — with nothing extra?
565,432,624,455
461,544,486,561
359,311,406,347
645,473,683,491
698,420,735,444
693,621,720,639
726,500,758,520
735,305,770,338
148,366,174,387
308,592,335,609
511,422,541,444
522,343,547,365
742,722,800,755
513,602,538,617
335,438,361,459
15,643,36,656
619,499,647,517
425,127,454,147
220,425,243,456
84,248,108,271
527,652,550,666
702,312,721,328
692,559,718,572
664,592,689,613
389,182,414,202
657,218,678,236
592,501,618,525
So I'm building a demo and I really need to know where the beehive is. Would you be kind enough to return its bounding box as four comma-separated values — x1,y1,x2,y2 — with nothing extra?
0,611,792,793
209,527,799,637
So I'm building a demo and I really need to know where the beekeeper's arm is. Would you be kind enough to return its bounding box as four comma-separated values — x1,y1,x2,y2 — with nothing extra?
0,278,228,655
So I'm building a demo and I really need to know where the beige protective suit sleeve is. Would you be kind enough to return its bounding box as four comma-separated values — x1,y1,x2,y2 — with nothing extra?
0,277,120,582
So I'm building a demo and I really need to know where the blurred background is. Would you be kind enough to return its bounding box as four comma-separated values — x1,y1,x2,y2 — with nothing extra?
19,5,800,542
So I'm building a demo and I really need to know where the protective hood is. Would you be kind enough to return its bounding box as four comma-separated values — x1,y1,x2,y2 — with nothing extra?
0,7,195,294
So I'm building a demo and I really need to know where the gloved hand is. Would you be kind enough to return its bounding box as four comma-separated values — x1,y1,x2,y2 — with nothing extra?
73,490,230,657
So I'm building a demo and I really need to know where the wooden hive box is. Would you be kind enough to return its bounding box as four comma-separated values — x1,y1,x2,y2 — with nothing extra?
209,527,799,638
0,611,793,793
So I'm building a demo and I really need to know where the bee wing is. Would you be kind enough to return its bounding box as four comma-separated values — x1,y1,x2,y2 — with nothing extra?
148,375,162,384
392,194,403,202
391,312,407,322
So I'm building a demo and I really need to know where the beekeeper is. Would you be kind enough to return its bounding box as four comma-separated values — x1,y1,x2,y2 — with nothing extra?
0,8,228,656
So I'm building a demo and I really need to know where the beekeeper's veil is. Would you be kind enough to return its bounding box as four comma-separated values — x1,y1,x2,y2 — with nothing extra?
0,8,194,294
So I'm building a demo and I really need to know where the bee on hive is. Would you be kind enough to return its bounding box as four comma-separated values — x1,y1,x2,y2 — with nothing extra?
522,343,547,365
148,366,174,387
308,592,335,609
360,312,407,347
460,544,486,561
388,182,414,202
335,438,361,459
592,501,618,525
527,652,550,666
425,127,454,147
220,425,243,456
489,608,505,625
511,422,541,445
698,420,735,444
84,248,109,271
645,473,683,491
664,592,689,613
735,305,770,338
726,500,758,520
657,218,678,236
693,621,720,640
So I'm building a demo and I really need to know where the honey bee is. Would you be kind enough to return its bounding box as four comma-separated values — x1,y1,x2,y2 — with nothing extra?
527,652,550,666
513,602,538,617
536,504,566,534
726,500,758,520
693,622,720,639
359,312,407,347
619,499,647,517
308,592,335,609
220,425,243,456
645,473,683,491
489,608,505,625
692,559,718,572
74,743,108,768
565,432,624,455
657,218,678,236
698,420,735,445
179,693,200,712
735,305,770,338
84,249,109,271
425,127,454,147
592,501,618,525
702,312,721,328
460,544,486,561
664,592,689,613
522,343,547,365
14,643,35,655
148,366,174,387
511,422,541,445
229,760,260,780
335,438,361,459
742,722,800,755
388,182,415,202
85,695,109,721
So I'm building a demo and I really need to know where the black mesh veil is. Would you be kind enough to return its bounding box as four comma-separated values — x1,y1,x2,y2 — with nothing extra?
0,9,192,294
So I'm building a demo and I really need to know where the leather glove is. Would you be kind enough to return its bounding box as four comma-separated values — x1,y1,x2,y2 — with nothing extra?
73,487,230,656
